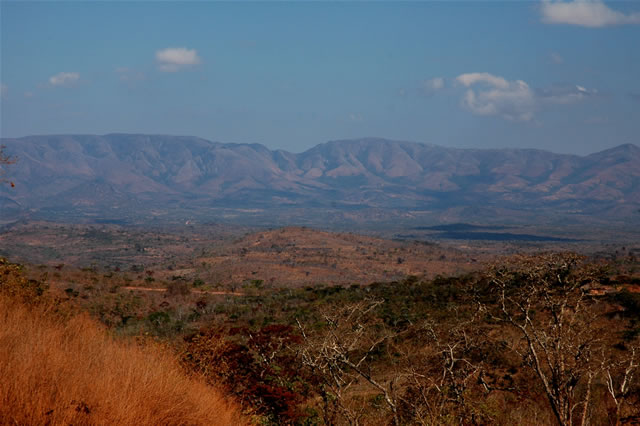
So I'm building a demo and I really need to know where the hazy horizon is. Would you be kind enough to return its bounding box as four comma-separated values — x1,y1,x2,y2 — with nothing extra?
2,1,639,155
3,132,639,157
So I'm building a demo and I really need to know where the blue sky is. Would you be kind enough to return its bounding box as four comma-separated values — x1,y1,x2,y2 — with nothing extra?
1,1,639,155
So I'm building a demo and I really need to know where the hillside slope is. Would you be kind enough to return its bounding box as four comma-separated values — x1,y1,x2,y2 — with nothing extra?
0,258,243,425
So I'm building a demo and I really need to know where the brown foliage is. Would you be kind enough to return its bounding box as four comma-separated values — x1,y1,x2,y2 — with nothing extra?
166,279,192,296
0,257,48,302
182,324,309,423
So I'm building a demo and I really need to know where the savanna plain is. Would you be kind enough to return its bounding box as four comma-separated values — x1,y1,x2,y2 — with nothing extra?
2,220,640,425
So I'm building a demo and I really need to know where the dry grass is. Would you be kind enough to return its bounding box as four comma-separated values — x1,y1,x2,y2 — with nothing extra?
0,295,243,425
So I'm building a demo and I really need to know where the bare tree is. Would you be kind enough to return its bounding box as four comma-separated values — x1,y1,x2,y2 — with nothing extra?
297,299,400,425
399,311,486,425
603,345,639,425
480,253,604,426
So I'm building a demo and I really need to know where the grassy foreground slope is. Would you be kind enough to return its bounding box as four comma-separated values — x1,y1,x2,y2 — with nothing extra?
0,259,243,426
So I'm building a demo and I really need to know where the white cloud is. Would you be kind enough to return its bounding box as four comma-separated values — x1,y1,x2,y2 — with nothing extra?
536,84,598,104
0,83,7,98
541,0,640,27
425,77,445,90
550,52,564,64
421,77,445,96
115,67,145,82
456,73,536,121
456,73,510,90
348,112,364,122
49,72,80,87
454,72,596,121
155,47,201,72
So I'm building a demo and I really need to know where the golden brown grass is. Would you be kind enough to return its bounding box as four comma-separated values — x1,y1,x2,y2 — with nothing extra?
0,295,243,425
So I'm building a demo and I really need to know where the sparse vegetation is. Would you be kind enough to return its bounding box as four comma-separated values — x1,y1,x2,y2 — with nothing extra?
0,258,243,425
2,225,640,424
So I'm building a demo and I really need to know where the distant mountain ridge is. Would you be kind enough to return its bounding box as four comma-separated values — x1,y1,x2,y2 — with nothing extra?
1,134,639,226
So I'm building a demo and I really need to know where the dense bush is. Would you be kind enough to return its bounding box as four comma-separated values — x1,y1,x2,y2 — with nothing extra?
182,324,312,423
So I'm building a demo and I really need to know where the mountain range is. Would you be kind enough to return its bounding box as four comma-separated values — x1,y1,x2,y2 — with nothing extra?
1,134,639,226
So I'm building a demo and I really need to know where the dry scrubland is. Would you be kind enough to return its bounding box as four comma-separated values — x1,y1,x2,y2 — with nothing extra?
0,263,243,426
195,227,483,287
0,223,490,288
2,224,640,424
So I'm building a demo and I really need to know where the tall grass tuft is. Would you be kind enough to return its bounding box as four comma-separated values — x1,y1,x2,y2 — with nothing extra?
0,295,243,425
